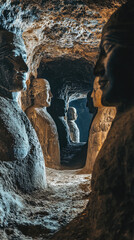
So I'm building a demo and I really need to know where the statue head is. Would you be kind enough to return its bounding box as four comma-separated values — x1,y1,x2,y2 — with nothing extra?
0,28,28,92
67,107,78,121
31,78,53,107
94,0,134,106
91,77,103,108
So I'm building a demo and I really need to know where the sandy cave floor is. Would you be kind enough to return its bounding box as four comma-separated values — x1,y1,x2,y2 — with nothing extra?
1,168,91,240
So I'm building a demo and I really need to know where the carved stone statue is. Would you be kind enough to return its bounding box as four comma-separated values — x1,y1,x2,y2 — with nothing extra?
88,1,134,239
67,107,80,143
80,77,116,173
0,28,46,193
48,98,71,149
25,78,61,169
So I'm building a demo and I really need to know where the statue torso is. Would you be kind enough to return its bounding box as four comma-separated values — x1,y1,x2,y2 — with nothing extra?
26,106,60,169
0,96,46,192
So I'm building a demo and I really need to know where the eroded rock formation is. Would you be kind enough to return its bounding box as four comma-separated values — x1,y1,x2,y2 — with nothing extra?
25,78,61,169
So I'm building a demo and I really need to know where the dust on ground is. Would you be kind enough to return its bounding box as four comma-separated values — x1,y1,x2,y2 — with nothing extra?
1,168,91,240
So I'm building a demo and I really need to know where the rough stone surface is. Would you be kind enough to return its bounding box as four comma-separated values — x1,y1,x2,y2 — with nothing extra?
80,77,116,173
26,107,61,169
87,106,134,240
0,96,47,193
0,168,91,240
0,0,127,100
80,106,116,174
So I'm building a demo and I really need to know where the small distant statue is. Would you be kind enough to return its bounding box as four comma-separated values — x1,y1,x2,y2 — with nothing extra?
0,28,46,192
67,107,80,143
25,78,61,169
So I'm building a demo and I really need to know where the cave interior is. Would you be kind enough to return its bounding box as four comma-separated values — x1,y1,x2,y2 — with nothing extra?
0,0,132,240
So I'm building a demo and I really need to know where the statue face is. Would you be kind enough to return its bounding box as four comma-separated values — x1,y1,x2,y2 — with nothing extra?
91,77,103,108
41,82,53,107
67,107,77,120
94,26,134,106
33,79,53,108
0,33,28,92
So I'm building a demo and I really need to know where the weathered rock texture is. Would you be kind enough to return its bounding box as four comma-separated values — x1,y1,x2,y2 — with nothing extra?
0,29,47,194
87,106,134,240
25,78,61,169
0,96,47,193
0,168,91,240
0,0,127,102
0,96,47,234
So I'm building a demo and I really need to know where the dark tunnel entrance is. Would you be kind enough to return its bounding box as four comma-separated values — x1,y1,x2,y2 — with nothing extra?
37,56,94,169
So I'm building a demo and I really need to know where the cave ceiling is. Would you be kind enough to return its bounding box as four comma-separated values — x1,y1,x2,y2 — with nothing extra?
0,0,127,96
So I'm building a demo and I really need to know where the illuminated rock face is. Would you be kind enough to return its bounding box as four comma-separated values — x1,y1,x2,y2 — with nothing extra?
0,0,126,80
25,78,61,169
67,107,80,143
0,30,46,193
81,78,116,173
